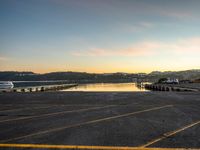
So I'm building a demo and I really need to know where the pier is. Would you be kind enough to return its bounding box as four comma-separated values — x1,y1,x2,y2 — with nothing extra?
0,84,78,93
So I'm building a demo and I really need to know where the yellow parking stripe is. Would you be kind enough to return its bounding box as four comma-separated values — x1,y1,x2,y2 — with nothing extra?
0,143,196,150
0,105,116,123
141,120,200,147
0,105,173,143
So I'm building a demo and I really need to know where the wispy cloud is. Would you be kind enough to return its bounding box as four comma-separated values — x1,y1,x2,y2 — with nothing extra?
71,37,200,57
144,2,197,20
169,37,200,53
0,56,9,61
160,10,195,20
71,41,160,57
118,22,155,33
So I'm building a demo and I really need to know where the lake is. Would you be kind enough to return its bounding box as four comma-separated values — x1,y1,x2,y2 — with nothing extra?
62,83,148,92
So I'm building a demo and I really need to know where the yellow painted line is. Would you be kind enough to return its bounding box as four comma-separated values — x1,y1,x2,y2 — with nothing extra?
1,105,173,143
0,105,116,123
141,120,200,148
0,144,197,150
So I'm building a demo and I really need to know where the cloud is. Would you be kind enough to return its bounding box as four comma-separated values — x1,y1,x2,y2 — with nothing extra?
0,56,8,61
144,2,197,20
172,38,200,52
163,11,193,19
71,37,200,57
119,22,155,33
71,41,160,57
157,10,197,21
150,37,200,54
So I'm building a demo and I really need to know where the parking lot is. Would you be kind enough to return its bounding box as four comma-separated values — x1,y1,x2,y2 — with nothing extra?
0,91,199,150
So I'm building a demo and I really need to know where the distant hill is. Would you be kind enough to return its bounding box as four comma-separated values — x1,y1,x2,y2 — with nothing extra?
148,69,200,81
0,71,133,82
0,71,36,81
0,69,200,82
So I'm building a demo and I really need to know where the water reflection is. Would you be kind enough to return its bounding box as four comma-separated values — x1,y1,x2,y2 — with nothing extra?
62,83,148,92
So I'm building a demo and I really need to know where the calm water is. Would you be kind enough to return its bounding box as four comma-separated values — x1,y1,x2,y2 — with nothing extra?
62,83,148,92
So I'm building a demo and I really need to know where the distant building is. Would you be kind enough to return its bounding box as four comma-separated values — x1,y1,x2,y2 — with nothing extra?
164,78,179,84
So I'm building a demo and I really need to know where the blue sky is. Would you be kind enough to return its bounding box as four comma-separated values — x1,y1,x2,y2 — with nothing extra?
0,0,200,73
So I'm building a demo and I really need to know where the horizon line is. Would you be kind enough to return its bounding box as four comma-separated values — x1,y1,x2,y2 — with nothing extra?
0,68,200,75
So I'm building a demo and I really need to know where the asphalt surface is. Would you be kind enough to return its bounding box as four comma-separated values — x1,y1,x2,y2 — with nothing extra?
0,91,199,150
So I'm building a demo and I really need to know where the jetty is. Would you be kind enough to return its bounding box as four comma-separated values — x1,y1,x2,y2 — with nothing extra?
0,83,78,93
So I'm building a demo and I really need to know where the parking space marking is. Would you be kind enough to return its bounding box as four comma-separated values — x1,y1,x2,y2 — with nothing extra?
0,104,104,113
0,105,117,123
0,105,86,113
0,143,197,150
0,105,57,113
0,105,173,143
140,120,200,147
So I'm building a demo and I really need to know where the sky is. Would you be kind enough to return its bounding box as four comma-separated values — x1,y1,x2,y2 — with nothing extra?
0,0,200,73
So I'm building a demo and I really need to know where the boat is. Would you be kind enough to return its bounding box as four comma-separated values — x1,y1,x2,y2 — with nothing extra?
0,81,14,89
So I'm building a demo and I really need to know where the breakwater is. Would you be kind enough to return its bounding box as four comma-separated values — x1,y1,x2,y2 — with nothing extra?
145,84,199,92
0,84,78,93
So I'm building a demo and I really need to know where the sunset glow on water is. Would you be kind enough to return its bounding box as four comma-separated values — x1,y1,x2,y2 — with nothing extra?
62,83,148,92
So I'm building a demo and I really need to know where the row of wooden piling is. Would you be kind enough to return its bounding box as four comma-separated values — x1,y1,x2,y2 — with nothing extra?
0,84,78,93
144,84,199,92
